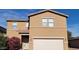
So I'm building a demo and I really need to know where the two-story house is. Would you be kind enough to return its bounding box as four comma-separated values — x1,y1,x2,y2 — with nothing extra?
7,10,68,50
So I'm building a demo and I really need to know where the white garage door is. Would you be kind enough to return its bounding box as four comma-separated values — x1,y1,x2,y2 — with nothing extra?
33,39,64,50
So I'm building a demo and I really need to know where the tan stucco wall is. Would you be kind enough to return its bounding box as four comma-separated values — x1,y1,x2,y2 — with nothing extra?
7,21,28,39
29,12,68,50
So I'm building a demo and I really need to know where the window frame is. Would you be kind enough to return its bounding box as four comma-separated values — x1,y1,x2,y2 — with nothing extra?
48,18,54,27
42,18,48,27
12,22,17,30
42,18,54,27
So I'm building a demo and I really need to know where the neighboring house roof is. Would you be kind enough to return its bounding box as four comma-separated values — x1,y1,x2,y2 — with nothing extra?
72,37,79,40
28,9,68,18
0,26,6,33
7,19,28,22
69,38,79,48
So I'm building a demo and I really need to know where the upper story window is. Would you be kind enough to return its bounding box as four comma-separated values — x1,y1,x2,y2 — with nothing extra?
13,22,17,29
42,18,54,27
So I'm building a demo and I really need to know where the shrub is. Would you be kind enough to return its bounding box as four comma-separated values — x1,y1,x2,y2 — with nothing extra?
7,37,21,50
0,35,7,50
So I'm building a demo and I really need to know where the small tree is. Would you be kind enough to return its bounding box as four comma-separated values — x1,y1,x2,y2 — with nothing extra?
7,37,21,50
67,31,72,40
0,35,7,50
67,31,72,47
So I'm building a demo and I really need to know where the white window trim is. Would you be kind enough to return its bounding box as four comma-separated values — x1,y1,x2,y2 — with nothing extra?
42,18,54,27
25,23,28,27
13,22,17,30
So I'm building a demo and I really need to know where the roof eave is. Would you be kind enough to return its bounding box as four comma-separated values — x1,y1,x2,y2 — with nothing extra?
28,9,68,18
7,20,28,22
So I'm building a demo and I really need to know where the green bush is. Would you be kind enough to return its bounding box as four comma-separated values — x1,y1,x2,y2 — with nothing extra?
0,35,7,50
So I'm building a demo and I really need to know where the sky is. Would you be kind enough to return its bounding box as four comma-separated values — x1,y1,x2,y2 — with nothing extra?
0,9,79,37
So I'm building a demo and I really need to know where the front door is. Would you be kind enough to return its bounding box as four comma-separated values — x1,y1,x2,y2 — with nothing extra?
21,35,29,50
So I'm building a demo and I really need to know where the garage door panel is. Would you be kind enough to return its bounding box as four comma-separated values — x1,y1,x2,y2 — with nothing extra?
33,39,64,50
